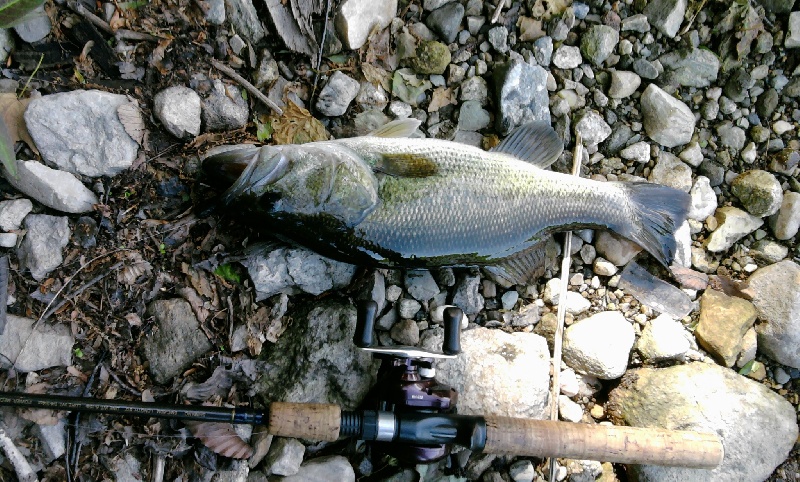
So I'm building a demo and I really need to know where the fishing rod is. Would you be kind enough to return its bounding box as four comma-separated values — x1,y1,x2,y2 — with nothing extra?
0,303,724,470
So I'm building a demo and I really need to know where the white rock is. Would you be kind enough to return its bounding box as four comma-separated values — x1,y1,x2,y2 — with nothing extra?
17,214,70,281
153,86,201,139
741,141,757,164
0,315,74,372
0,233,16,247
679,141,704,167
564,291,591,315
673,220,692,268
636,314,690,361
770,191,800,240
552,45,582,69
688,176,718,221
773,120,795,135
509,459,535,482
563,311,635,379
559,368,580,397
593,257,618,276
643,0,687,38
335,0,398,50
0,198,33,231
619,141,650,163
785,11,800,48
706,207,764,253
558,395,583,422
5,160,98,213
641,83,695,148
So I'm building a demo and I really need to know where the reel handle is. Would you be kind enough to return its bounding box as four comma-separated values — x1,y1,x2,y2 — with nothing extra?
442,307,462,355
354,300,378,348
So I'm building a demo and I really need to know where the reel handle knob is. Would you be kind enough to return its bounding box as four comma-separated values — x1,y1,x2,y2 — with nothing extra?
442,307,462,355
355,300,378,348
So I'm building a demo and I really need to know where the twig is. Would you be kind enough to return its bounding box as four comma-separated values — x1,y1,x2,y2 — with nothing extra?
0,426,37,482
41,261,124,320
0,256,8,335
19,54,44,98
311,0,333,103
67,1,114,35
548,132,583,482
210,59,284,116
490,0,505,24
115,29,160,42
104,363,143,397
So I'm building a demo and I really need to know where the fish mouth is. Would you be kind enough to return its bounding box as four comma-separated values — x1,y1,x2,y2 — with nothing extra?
222,147,289,204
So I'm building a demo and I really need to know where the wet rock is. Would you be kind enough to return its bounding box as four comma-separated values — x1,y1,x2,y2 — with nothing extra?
256,300,376,407
563,311,635,380
143,299,213,384
609,363,798,482
316,71,360,116
425,2,465,44
202,80,249,130
452,274,484,315
4,160,98,214
619,262,693,320
225,0,266,44
635,314,690,362
594,230,641,266
335,0,397,50
409,40,451,75
659,48,719,88
730,170,783,217
648,151,692,192
153,86,201,139
0,315,73,372
280,456,355,482
705,207,763,253
0,199,32,231
427,327,550,418
493,61,550,135
263,438,304,476
687,176,717,221
552,45,582,69
643,0,686,38
580,25,618,67
608,71,641,99
640,84,695,148
749,261,800,368
695,289,758,367
574,110,611,146
13,6,51,43
24,90,141,177
770,191,800,240
242,242,356,301
17,214,70,281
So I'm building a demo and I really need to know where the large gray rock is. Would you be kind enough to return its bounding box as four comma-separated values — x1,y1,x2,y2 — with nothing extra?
153,86,201,139
335,0,397,49
659,48,719,88
608,363,798,482
255,300,377,408
643,0,686,38
705,207,763,253
5,160,98,213
241,242,357,301
640,84,695,148
316,71,360,116
280,456,355,482
426,327,550,418
24,90,141,177
142,299,213,384
786,11,800,48
17,214,70,281
748,261,800,368
493,61,550,135
563,311,635,380
0,315,73,372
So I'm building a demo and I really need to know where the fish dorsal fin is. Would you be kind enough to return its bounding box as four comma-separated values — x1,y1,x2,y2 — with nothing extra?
491,122,564,168
375,153,438,178
369,119,422,138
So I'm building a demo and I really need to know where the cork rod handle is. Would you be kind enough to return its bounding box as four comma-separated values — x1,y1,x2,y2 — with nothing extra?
268,402,342,441
483,417,723,469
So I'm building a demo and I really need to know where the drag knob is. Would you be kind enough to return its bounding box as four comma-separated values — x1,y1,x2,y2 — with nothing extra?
355,301,378,348
442,307,462,355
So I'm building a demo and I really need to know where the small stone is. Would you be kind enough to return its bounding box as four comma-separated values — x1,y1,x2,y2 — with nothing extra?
280,456,355,482
458,100,491,131
659,48,719,88
552,46,582,69
13,6,51,43
452,275,484,315
316,71,360,116
509,303,540,327
493,61,550,134
409,40,451,75
730,170,783,217
0,199,33,231
17,214,70,281
563,311,635,379
749,261,800,368
773,120,795,135
397,298,422,319
643,0,687,38
580,25,618,66
558,395,583,422
620,141,650,163
263,438,305,476
594,231,641,266
509,459,535,482
204,0,225,24
390,318,421,345
649,151,692,192
563,292,591,315
640,84,695,148
154,86,201,139
741,142,757,164
254,49,280,88
756,89,779,120
227,0,266,44
335,0,397,49
202,80,248,131
533,36,553,66
608,71,641,99
770,149,800,174
404,270,440,301
751,239,789,264
678,141,704,167
621,14,650,33
593,257,617,276
770,191,800,240
636,314,690,362
487,26,509,53
724,68,753,103
574,110,611,146
705,207,763,253
501,290,519,310
687,176,717,221
716,122,746,152
699,160,725,187
425,2,465,44
695,289,758,367
633,58,659,79
0,315,73,372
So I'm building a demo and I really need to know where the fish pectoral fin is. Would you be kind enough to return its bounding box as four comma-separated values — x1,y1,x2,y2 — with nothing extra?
368,119,423,138
483,238,557,286
374,153,439,178
491,122,564,169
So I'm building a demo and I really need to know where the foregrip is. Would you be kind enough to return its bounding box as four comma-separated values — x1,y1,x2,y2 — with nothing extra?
268,402,342,441
483,416,723,469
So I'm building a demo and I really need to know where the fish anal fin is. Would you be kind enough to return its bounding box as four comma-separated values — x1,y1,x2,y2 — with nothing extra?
483,238,557,287
491,122,564,168
368,119,423,138
375,153,438,178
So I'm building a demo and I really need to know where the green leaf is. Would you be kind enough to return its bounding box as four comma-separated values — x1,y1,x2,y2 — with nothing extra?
738,359,757,375
256,120,273,142
0,116,16,178
0,0,45,28
214,263,241,283
159,243,166,254
74,347,84,359
325,54,348,64
118,0,147,9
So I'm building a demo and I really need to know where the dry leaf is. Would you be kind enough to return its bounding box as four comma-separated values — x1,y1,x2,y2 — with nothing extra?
270,101,329,145
178,286,210,323
428,87,457,113
117,251,153,285
117,101,145,145
670,265,709,291
0,94,36,153
362,63,392,92
185,421,254,459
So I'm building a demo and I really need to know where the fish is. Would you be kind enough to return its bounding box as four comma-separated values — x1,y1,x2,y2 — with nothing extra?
202,119,690,285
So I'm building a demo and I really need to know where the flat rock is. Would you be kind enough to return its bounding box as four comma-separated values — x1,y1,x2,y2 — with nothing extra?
493,61,550,135
635,314,690,362
608,363,798,482
0,199,32,231
563,311,635,380
619,262,694,320
316,71,360,116
659,48,719,88
730,170,783,217
608,71,641,99
17,214,70,281
705,207,763,253
242,242,356,301
255,300,376,408
642,0,686,38
5,160,98,213
640,84,695,148
0,315,73,372
427,327,550,418
24,90,141,177
153,86,201,139
749,260,800,368
695,289,758,367
770,191,800,240
143,299,212,384
336,0,397,49
13,6,51,43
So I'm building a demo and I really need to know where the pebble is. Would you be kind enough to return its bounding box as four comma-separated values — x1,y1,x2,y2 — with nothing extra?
397,298,422,319
154,86,201,139
574,110,611,146
203,80,249,130
580,25,619,67
741,142,757,164
608,71,641,99
425,2,465,44
716,122,746,151
636,314,690,362
770,191,800,240
695,289,758,367
649,151,692,192
594,231,641,266
0,315,74,372
632,58,659,79
390,318,420,345
509,459,535,482
204,0,225,24
621,14,650,33
678,141,704,167
404,270,440,301
452,275,484,315
640,84,695,148
17,214,70,281
458,100,491,131
619,141,650,163
0,29,13,65
563,311,635,380
501,291,519,310
316,71,360,116
688,176,718,221
280,456,355,482
227,0,266,44
730,170,783,217
659,48,719,88
13,6,51,43
264,438,305,476
488,26,509,53
558,395,583,422
552,46,582,70
706,207,764,253
749,261,800,369
5,160,98,214
410,40,451,75
643,0,687,38
335,0,397,49
0,199,31,232
593,258,617,277
533,36,553,66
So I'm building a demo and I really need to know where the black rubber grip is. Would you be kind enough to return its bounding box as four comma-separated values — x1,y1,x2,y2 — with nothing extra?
442,307,462,355
354,301,378,348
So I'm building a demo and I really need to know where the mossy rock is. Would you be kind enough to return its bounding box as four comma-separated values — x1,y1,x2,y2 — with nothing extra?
409,40,451,75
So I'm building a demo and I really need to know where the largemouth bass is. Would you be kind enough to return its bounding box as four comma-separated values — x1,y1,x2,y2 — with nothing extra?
203,120,690,284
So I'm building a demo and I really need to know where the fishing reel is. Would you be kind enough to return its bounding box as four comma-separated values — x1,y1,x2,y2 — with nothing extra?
354,300,463,464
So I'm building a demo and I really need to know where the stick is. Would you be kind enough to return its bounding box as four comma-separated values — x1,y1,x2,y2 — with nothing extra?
548,133,583,482
490,0,505,24
210,59,284,116
0,256,8,335
0,426,37,482
67,1,161,42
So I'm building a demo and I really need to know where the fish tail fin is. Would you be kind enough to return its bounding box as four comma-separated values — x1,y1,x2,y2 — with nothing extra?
616,182,690,267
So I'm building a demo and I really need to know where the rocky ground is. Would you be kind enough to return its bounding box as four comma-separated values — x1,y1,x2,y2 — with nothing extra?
0,0,799,480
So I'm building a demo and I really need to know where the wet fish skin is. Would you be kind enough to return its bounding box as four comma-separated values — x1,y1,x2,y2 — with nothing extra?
204,121,690,284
